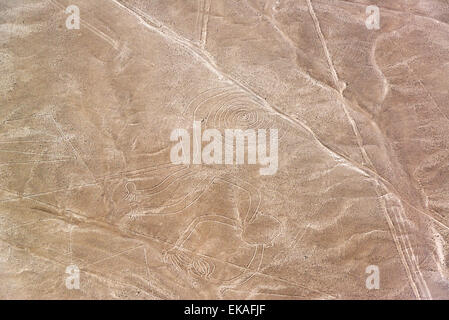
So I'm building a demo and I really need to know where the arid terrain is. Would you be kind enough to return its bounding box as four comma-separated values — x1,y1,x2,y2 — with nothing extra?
0,0,448,299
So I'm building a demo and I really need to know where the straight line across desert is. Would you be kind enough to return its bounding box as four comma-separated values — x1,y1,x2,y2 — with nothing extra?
0,0,448,300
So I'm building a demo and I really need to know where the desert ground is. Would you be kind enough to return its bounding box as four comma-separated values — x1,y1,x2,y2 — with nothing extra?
0,0,448,299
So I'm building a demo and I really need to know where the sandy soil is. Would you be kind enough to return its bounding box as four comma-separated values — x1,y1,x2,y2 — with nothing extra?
0,0,448,299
